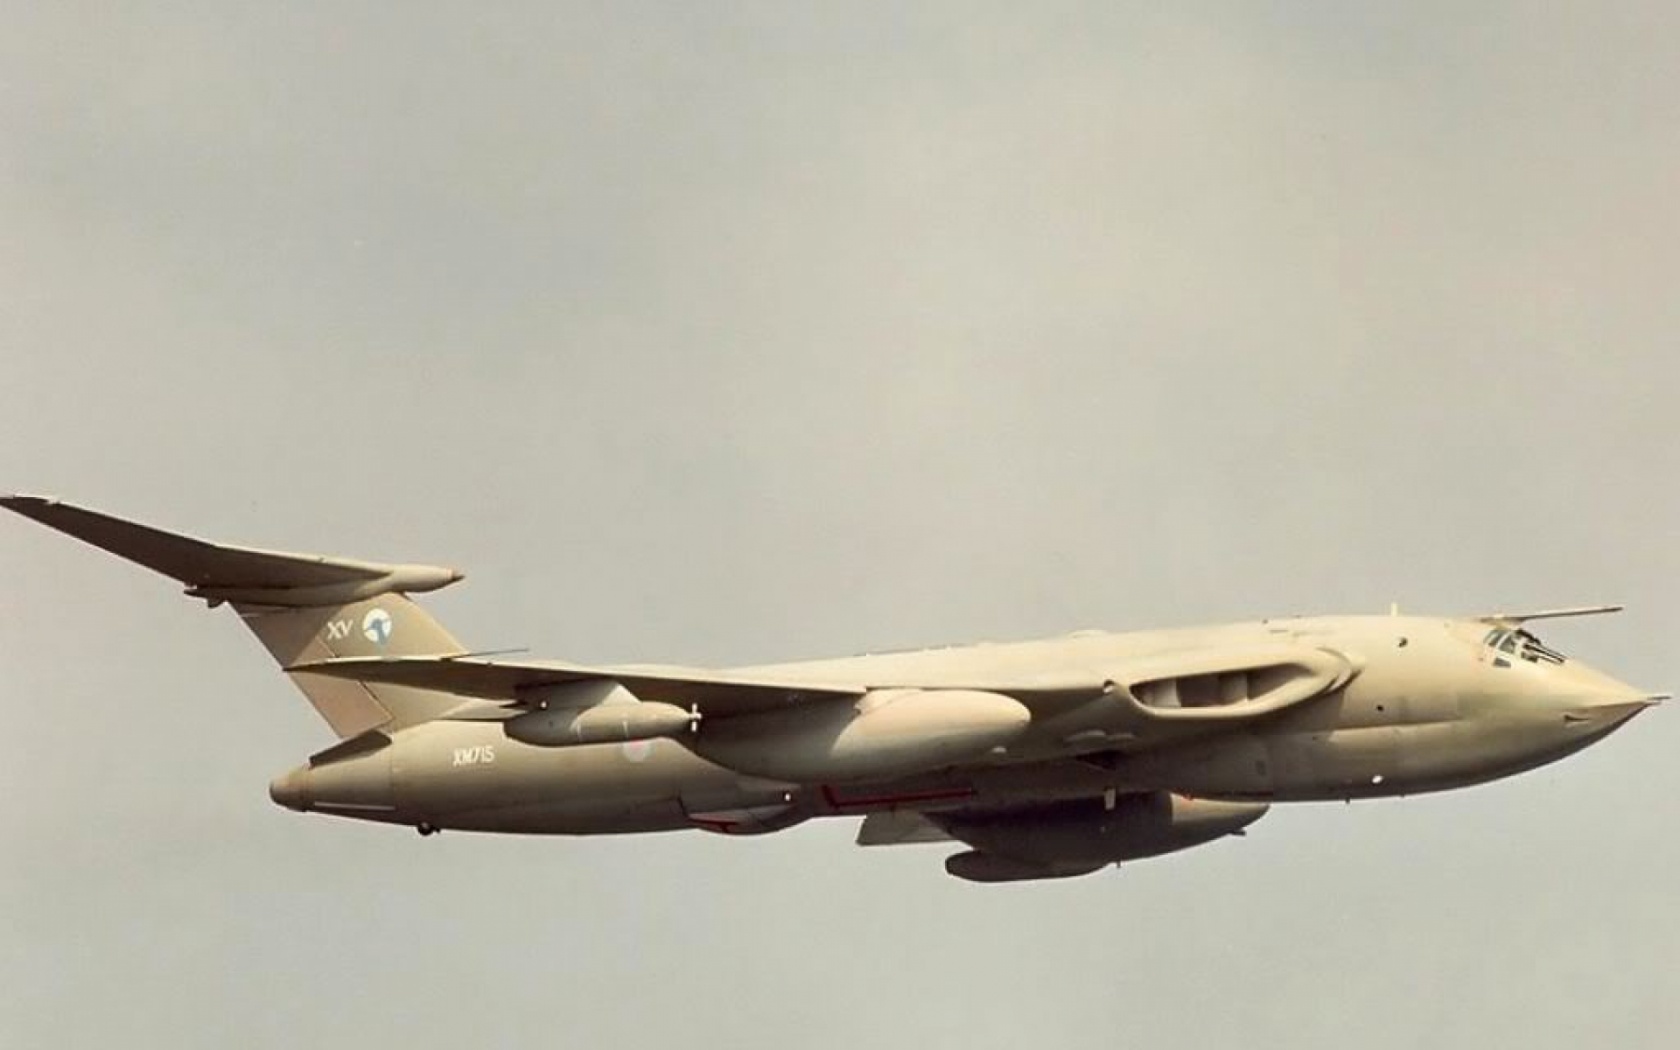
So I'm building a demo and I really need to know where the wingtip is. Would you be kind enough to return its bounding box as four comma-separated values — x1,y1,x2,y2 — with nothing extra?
1,494,62,514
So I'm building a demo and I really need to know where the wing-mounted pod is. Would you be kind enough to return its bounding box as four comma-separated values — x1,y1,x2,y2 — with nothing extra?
691,689,1033,783
502,680,698,746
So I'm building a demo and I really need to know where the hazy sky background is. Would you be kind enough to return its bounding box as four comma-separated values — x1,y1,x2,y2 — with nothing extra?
3,4,1677,1047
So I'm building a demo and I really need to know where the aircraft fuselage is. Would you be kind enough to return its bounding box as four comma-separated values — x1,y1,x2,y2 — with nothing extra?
270,614,1654,836
7,497,1658,879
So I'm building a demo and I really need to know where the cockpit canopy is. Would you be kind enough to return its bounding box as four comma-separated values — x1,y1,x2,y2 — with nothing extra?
1484,627,1567,666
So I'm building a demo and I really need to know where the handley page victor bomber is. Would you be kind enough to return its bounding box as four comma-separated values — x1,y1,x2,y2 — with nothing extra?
5,497,1665,883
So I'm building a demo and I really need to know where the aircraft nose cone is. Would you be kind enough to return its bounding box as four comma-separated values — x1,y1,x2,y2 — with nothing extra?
268,766,311,811
1561,698,1662,736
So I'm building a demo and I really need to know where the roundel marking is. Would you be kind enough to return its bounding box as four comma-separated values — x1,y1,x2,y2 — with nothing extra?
362,607,394,645
621,740,653,763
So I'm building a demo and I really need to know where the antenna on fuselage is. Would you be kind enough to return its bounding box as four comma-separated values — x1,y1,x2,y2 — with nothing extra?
1478,604,1624,626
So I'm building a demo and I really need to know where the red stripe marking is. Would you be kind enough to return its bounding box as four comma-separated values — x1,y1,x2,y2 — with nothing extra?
821,786,975,810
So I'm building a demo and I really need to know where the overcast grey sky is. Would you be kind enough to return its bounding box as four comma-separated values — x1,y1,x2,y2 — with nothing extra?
3,4,1677,1048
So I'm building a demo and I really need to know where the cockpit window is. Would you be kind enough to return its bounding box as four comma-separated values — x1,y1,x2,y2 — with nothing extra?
1483,627,1567,666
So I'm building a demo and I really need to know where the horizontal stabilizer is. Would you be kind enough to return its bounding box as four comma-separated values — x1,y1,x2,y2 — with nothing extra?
2,495,462,607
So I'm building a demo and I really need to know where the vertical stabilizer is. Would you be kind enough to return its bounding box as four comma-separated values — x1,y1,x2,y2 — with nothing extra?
1,495,472,739
237,596,468,737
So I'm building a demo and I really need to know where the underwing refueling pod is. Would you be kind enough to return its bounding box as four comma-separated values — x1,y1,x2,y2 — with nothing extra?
4,496,1663,883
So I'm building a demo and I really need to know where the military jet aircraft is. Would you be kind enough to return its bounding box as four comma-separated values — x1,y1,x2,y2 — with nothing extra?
4,496,1663,882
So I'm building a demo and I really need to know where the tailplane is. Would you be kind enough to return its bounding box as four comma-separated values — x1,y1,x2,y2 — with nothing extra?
2,495,470,738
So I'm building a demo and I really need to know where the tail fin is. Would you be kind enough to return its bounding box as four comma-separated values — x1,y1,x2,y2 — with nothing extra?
233,595,470,736
2,495,470,738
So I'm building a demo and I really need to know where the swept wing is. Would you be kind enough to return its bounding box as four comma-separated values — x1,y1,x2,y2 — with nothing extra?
294,641,1357,742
